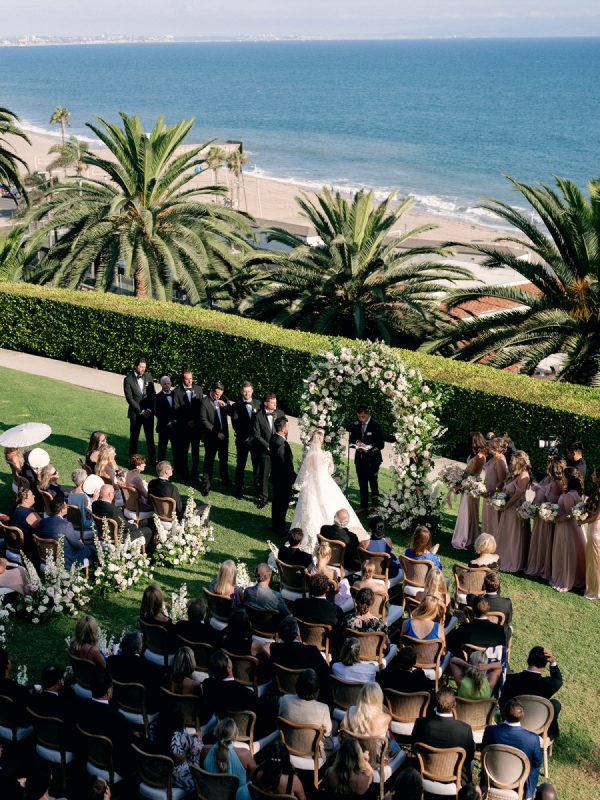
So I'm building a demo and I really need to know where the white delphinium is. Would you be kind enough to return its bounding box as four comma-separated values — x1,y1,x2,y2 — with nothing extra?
235,562,252,590
170,583,188,622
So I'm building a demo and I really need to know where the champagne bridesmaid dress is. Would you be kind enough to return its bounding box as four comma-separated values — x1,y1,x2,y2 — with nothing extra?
481,456,507,539
525,480,561,579
584,519,600,600
550,490,587,592
452,455,483,550
496,478,531,573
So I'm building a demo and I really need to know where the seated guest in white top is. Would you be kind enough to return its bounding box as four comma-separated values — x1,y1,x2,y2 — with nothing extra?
332,637,377,684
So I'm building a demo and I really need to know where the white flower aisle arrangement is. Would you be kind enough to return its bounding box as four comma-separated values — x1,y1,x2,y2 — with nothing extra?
153,497,214,568
0,601,12,646
516,500,538,520
538,502,560,522
571,501,588,522
235,561,252,590
92,518,152,596
438,464,467,488
169,583,188,621
489,491,509,510
461,476,487,498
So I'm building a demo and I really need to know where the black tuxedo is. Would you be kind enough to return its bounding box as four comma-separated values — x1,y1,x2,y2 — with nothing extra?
500,665,563,739
123,370,156,463
270,640,331,701
349,416,385,508
199,393,231,493
277,545,313,570
466,592,513,642
231,397,262,495
253,407,285,502
173,383,204,479
29,687,78,737
91,499,153,550
269,433,296,536
175,619,222,649
447,617,507,657
412,714,475,786
319,523,360,571
155,390,177,462
78,698,136,776
148,476,184,520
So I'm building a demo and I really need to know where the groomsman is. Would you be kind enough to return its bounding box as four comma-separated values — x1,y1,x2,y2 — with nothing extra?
123,358,156,466
349,404,385,512
199,380,232,496
173,370,203,480
230,380,262,500
155,376,177,463
269,416,296,536
253,392,284,509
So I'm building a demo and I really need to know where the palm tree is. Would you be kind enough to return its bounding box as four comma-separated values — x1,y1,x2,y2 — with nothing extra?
24,112,256,303
0,226,30,281
422,175,600,385
227,149,248,210
49,106,71,144
239,188,472,346
205,145,226,202
48,136,90,178
0,106,31,204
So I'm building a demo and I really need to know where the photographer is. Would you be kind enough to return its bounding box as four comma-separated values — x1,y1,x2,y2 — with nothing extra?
566,440,586,480
500,646,562,739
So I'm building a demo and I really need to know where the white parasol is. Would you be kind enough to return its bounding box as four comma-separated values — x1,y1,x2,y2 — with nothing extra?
0,422,52,448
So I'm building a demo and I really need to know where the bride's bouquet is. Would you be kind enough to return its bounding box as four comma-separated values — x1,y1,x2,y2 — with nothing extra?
538,502,560,522
461,476,487,498
437,464,466,489
516,500,538,520
571,501,588,522
489,491,509,510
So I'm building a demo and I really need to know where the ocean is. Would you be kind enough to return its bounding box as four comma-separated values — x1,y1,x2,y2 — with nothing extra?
1,38,599,227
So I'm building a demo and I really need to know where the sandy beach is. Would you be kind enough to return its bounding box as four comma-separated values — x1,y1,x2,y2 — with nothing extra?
6,128,517,250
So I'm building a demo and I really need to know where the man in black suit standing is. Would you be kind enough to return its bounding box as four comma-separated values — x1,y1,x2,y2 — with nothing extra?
253,392,284,509
349,405,385,513
148,460,185,520
199,380,232,496
320,508,361,571
269,416,296,536
500,646,563,739
123,357,156,466
173,370,203,480
230,380,262,500
155,375,177,463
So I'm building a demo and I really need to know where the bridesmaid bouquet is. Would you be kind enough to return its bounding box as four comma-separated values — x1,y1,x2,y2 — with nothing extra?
438,464,466,488
539,502,560,522
571,502,589,522
461,476,487,497
489,491,509,510
516,500,538,520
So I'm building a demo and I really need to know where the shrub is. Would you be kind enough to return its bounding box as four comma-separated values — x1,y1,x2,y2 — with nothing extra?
0,282,599,478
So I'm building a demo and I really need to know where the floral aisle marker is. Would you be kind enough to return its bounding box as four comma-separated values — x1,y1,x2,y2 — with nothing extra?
0,600,12,646
299,341,445,530
169,583,188,621
154,497,214,568
92,519,153,596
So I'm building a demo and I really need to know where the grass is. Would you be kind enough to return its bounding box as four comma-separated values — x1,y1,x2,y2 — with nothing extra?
0,365,598,798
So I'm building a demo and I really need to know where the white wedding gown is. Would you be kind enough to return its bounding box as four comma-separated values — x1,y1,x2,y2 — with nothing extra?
291,445,368,555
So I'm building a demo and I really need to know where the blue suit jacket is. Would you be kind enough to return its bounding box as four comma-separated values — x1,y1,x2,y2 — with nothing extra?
482,722,542,799
38,514,91,570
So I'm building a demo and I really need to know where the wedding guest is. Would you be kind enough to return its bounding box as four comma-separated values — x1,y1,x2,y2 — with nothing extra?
148,460,185,520
230,380,262,500
469,533,500,570
155,375,177,463
170,707,203,794
20,447,47,511
481,437,508,539
250,740,306,800
10,487,41,561
39,497,95,569
401,595,445,647
253,392,284,508
467,572,513,644
173,370,203,480
269,416,296,536
500,646,562,739
341,681,392,738
449,650,502,698
123,357,156,465
0,648,32,727
38,464,66,501
175,597,222,648
69,469,96,536
526,455,565,579
550,467,587,592
332,637,377,683
0,555,28,595
415,567,451,622
277,527,313,569
243,564,290,615
170,646,202,696
322,737,375,800
496,450,532,573
320,508,361,571
4,446,23,475
106,631,162,700
352,559,387,596
209,559,244,607
95,444,125,506
279,669,334,758
124,453,153,515
84,431,106,471
92,484,153,550
345,588,389,653
140,583,174,633
446,597,506,658
584,466,600,600
349,405,385,513
221,610,270,659
269,616,330,697
377,645,432,694
565,439,586,480
405,525,442,570
311,541,352,609
364,516,400,577
68,614,106,669
452,431,487,550
199,718,255,800
295,572,345,631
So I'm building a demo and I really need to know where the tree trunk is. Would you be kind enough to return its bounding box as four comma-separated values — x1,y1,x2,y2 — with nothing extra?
60,120,65,145
134,269,147,298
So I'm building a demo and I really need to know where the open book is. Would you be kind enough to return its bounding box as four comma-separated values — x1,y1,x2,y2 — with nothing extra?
350,443,373,451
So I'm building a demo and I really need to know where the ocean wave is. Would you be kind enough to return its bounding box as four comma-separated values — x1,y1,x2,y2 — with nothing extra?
19,120,101,146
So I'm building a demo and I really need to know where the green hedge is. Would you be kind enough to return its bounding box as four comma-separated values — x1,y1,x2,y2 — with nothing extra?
0,282,599,479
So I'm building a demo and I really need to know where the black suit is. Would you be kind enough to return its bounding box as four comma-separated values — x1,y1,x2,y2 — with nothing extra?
29,688,78,737
91,498,153,550
123,370,156,463
466,592,513,642
349,416,385,508
253,407,285,502
412,714,475,786
148,477,184,520
277,545,313,570
173,383,204,479
377,665,433,695
175,619,222,649
292,597,345,654
201,677,275,737
270,640,331,701
0,677,31,727
500,665,563,739
270,433,296,536
447,617,507,657
319,523,360,571
155,390,178,462
199,393,230,493
78,698,136,777
231,397,262,495
106,653,163,711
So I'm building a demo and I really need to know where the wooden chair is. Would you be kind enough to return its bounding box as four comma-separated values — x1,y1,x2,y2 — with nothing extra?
244,603,281,642
330,674,364,722
487,610,506,627
112,680,159,739
399,555,435,603
223,650,271,697
139,617,175,669
67,651,102,699
452,562,490,607
149,493,176,526
516,694,555,778
203,586,234,631
454,697,497,752
346,628,396,670
66,503,84,535
249,784,296,800
383,689,430,744
0,694,34,742
357,546,403,592
15,474,30,494
403,594,421,619
92,513,119,544
349,586,403,626
26,708,75,790
2,522,24,563
317,533,346,579
122,484,153,525
296,619,332,664
481,743,531,800
278,715,324,790
159,687,213,738
401,635,450,691
39,489,53,517
339,727,406,800
132,743,187,800
32,533,58,574
176,635,213,679
76,724,123,792
272,663,304,696
190,764,239,800
413,742,466,799
276,559,309,601
215,708,278,755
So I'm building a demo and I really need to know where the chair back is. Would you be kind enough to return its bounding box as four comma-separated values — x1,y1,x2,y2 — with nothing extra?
357,546,391,587
403,594,420,619
460,643,486,662
159,687,201,734
2,523,24,559
176,635,213,672
149,493,176,522
338,728,389,787
244,603,281,640
296,619,332,663
276,559,308,597
452,563,490,605
66,504,84,533
278,716,323,788
92,514,119,543
216,708,257,751
112,680,150,733
32,534,58,570
346,628,387,667
401,635,444,688
203,587,234,625
76,724,116,786
454,697,497,733
330,675,363,711
414,742,466,786
0,694,19,738
350,585,388,621
249,783,296,800
67,651,101,691
190,764,240,800
122,484,140,515
15,474,30,493
482,744,530,799
39,490,53,517
131,743,176,798
223,650,261,694
515,695,554,739
384,689,430,723
486,610,506,626
399,555,434,591
272,664,304,695
317,533,346,578
27,708,69,754
139,617,173,667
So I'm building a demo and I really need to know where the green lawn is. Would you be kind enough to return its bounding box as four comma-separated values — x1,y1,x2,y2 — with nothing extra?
0,366,598,798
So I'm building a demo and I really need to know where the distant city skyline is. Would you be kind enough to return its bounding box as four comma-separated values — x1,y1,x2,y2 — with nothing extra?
1,0,599,39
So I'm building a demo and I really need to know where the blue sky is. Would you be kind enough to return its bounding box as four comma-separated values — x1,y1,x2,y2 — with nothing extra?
1,1,599,38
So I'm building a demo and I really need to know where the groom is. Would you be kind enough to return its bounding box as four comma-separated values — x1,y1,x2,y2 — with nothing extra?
349,404,385,513
269,416,297,536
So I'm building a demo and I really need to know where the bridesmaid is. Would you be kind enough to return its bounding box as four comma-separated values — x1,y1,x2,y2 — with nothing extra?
550,468,587,592
496,450,531,573
584,467,600,600
481,437,508,539
525,455,565,579
452,431,487,550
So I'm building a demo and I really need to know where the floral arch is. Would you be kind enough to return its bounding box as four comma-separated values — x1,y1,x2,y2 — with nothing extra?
298,341,444,530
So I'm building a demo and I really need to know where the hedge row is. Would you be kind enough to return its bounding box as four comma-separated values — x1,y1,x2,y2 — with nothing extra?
0,282,599,479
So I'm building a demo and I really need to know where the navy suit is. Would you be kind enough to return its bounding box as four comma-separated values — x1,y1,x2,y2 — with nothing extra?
482,722,542,799
39,514,94,570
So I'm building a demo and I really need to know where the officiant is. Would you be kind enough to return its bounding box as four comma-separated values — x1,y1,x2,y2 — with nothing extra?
349,405,385,513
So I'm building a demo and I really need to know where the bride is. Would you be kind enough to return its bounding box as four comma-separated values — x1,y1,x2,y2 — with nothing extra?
291,430,368,555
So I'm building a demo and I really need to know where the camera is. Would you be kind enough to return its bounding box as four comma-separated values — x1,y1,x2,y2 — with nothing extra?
538,435,560,457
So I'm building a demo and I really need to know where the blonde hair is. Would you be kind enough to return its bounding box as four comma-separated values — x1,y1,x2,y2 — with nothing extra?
350,682,384,734
507,450,532,483
171,646,196,689
316,543,331,561
413,595,440,622
38,464,56,490
70,614,98,654
465,650,489,694
140,583,165,618
95,444,117,478
423,567,446,599
214,718,238,773
361,560,376,580
475,533,497,555
213,560,237,596
310,429,325,445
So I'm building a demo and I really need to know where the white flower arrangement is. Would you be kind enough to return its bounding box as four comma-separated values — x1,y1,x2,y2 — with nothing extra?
571,501,588,522
438,463,466,488
0,601,12,647
16,537,91,624
461,476,487,498
489,491,509,510
539,502,560,522
235,561,252,590
169,583,188,622
266,539,279,571
153,497,214,568
92,518,153,596
516,500,538,520
299,341,445,530
16,664,28,686
65,624,126,657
